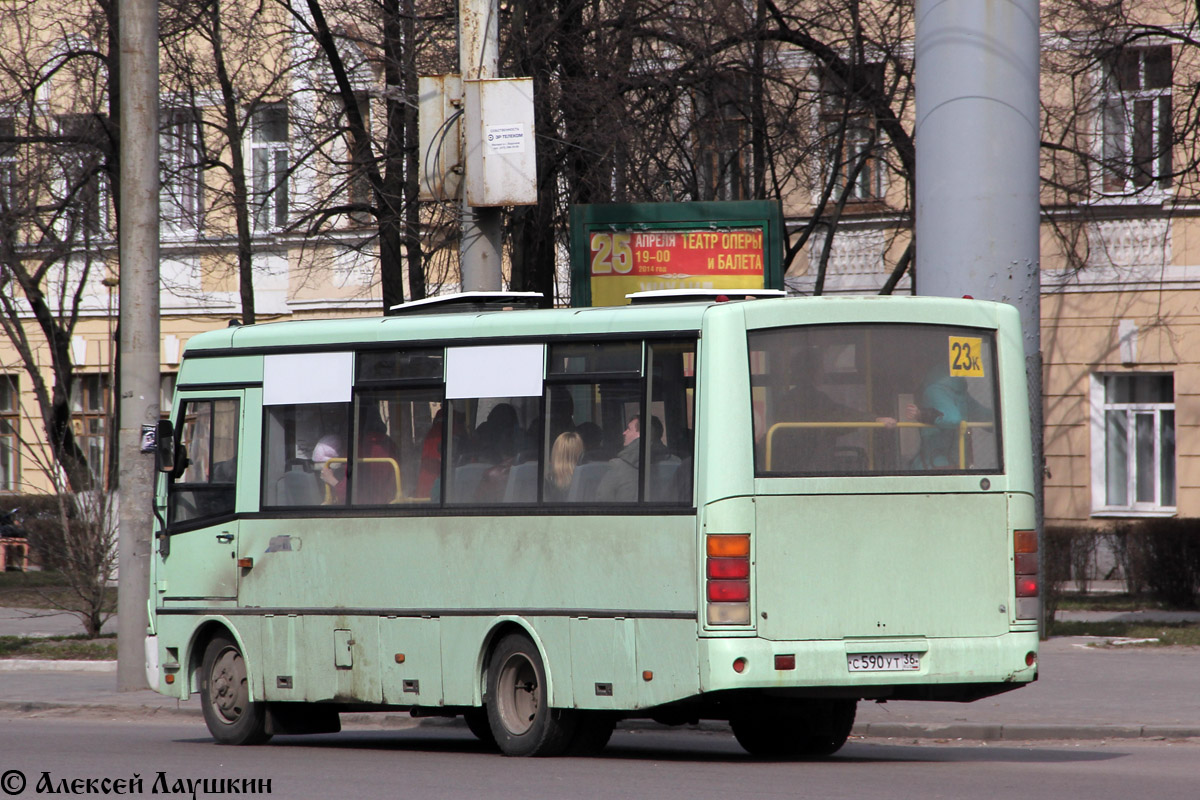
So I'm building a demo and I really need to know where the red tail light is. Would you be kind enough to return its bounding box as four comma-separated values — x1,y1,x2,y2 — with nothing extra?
1016,576,1039,597
706,534,751,625
707,558,750,579
1014,529,1039,619
707,579,750,602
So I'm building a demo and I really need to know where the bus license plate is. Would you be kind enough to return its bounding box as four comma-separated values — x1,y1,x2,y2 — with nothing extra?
847,653,921,672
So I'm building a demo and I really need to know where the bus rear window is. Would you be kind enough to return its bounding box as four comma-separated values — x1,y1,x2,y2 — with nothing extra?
749,324,1002,476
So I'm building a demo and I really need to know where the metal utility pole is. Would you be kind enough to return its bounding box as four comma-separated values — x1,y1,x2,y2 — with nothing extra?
458,0,502,291
914,0,1044,621
116,0,161,690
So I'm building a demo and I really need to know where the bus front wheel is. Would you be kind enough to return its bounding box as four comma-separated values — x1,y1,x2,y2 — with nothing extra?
200,633,272,746
486,633,576,756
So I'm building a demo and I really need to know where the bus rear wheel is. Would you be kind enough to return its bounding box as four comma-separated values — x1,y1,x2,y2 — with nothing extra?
731,699,856,758
486,633,576,756
200,633,271,746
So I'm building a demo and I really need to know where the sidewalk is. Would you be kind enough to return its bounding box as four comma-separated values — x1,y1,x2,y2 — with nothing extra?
2,608,1199,742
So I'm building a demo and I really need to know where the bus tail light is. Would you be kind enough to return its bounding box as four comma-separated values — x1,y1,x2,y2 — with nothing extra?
706,535,750,625
1014,529,1038,620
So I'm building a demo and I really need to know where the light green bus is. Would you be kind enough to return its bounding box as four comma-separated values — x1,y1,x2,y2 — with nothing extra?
147,292,1039,757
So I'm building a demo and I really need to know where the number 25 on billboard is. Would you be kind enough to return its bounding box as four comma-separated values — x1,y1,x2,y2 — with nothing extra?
591,233,633,275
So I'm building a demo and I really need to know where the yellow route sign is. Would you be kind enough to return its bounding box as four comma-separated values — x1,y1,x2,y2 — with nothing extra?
949,336,985,377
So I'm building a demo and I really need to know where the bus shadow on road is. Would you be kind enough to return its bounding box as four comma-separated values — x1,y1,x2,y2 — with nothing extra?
188,728,1132,766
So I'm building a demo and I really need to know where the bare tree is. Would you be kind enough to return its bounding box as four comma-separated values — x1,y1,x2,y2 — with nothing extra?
0,0,120,494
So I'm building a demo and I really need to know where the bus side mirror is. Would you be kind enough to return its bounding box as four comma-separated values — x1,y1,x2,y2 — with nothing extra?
155,420,176,474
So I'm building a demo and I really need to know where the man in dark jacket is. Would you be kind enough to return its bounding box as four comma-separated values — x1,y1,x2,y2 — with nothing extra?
595,415,642,502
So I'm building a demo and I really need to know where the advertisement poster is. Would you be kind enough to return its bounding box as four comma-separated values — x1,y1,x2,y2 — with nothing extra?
570,202,783,307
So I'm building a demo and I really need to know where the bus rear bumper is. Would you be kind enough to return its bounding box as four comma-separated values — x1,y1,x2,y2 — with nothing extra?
699,631,1039,701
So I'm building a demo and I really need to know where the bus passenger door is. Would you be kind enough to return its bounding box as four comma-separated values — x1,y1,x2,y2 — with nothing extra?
158,395,242,601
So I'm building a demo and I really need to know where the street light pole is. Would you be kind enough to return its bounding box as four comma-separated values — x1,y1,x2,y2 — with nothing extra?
115,0,160,690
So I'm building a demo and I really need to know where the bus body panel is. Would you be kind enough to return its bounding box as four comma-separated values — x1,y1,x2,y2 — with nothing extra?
753,492,1011,640
232,514,697,615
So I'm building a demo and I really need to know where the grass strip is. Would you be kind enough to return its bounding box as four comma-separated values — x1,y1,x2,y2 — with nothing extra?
0,634,118,660
1048,620,1200,646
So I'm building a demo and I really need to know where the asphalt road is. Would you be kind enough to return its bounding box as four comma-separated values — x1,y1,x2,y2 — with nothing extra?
0,715,1198,800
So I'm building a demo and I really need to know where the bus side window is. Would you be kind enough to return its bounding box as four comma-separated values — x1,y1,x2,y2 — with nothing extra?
352,389,441,505
544,341,643,505
262,402,348,507
169,398,239,525
444,395,540,505
646,341,696,503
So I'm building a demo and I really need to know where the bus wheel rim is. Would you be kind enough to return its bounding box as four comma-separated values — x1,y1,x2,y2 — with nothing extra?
210,646,248,724
496,652,538,736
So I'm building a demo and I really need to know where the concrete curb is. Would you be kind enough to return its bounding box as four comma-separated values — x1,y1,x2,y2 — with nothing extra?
851,722,1200,741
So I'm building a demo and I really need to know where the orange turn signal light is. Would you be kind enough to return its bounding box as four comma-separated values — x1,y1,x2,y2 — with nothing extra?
707,535,750,558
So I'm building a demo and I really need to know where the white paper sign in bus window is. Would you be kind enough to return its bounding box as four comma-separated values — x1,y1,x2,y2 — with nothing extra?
446,344,544,399
263,352,353,405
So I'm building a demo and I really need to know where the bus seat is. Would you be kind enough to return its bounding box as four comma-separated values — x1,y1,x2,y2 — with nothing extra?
648,460,679,501
567,462,609,502
504,461,538,503
450,462,491,503
275,467,323,506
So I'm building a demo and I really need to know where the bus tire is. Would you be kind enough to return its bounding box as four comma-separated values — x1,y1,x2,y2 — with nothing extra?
731,699,856,758
486,633,576,756
200,633,272,746
567,712,616,755
463,707,498,749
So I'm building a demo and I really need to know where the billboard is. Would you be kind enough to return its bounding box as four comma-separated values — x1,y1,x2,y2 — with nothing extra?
569,201,784,307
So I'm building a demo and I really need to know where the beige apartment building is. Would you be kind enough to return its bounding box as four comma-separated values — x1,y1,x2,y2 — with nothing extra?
0,0,1195,536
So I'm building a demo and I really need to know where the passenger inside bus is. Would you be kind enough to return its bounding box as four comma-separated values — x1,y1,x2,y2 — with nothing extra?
594,415,642,502
776,348,897,473
312,434,346,504
908,367,991,469
353,408,404,504
545,431,584,502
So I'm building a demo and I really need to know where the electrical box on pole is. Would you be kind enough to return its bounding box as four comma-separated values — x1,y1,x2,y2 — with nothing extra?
463,77,537,207
418,75,463,203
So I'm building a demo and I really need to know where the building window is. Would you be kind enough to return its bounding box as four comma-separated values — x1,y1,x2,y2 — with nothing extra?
0,116,16,213
161,108,201,231
337,92,372,224
57,114,109,237
819,63,886,202
696,78,752,202
251,102,289,230
1100,45,1172,193
0,375,17,492
71,373,111,484
1093,373,1175,512
160,373,177,419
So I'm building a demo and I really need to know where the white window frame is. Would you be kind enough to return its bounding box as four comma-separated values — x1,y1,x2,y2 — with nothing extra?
160,107,202,234
817,62,887,204
250,102,290,231
1090,372,1176,516
0,374,18,493
55,114,110,239
0,115,16,213
1095,43,1173,199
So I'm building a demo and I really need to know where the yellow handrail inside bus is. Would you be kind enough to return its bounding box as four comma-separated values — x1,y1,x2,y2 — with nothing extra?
764,420,993,471
321,457,404,504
